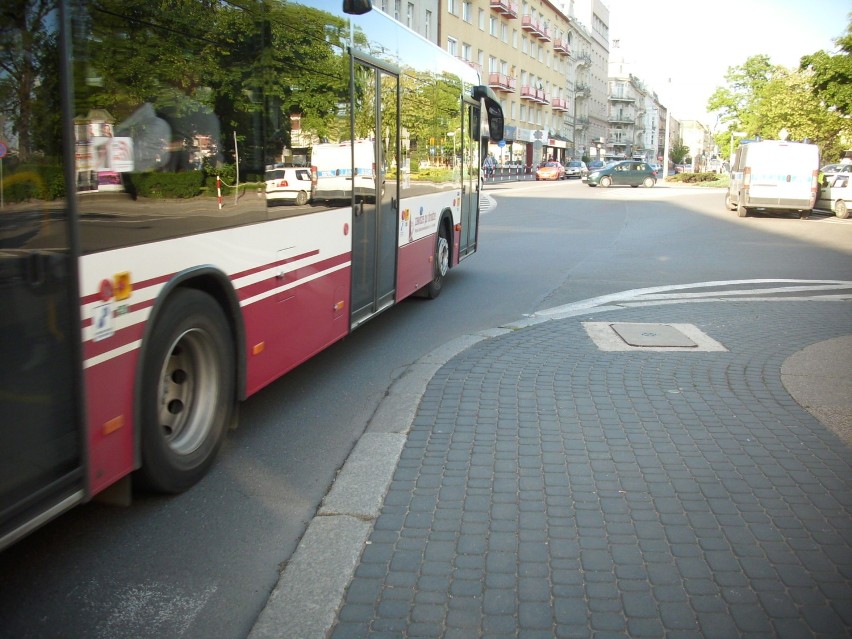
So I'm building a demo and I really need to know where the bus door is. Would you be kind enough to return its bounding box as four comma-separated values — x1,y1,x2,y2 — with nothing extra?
350,60,399,329
0,9,86,552
459,102,481,260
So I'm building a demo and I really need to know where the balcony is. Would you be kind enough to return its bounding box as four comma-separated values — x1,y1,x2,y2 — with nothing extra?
459,58,482,73
521,15,551,42
608,115,634,124
551,97,570,112
552,38,570,56
490,0,518,19
520,85,549,104
488,72,517,93
575,52,591,67
610,94,635,102
575,83,591,98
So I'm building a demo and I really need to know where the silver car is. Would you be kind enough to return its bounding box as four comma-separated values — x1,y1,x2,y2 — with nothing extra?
564,160,587,179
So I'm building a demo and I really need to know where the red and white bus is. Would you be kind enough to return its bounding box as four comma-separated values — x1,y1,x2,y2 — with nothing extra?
0,0,503,550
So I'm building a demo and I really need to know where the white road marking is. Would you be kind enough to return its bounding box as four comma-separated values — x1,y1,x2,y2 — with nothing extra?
526,279,852,323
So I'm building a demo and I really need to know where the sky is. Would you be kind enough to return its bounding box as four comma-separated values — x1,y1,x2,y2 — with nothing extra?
606,0,849,126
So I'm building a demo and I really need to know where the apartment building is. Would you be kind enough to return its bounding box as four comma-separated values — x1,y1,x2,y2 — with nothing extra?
680,120,714,170
379,2,694,172
378,1,610,166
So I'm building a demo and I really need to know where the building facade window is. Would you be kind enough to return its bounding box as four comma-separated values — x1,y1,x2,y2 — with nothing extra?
462,43,471,61
446,37,457,56
462,1,472,22
489,16,498,36
406,2,413,28
447,0,457,16
478,8,485,30
425,10,431,40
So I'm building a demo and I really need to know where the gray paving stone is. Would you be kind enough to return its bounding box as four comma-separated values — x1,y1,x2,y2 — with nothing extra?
325,302,852,639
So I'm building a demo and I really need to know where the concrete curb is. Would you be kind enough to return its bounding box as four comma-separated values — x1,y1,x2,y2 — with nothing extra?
247,331,499,639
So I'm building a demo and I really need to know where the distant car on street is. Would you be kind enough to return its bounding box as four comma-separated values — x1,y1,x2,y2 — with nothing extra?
816,172,850,218
535,161,565,181
821,163,852,176
564,160,587,179
586,160,657,188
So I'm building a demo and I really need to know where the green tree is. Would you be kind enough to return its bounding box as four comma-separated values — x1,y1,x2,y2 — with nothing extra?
707,54,778,134
669,141,689,165
800,21,852,117
707,36,852,162
751,69,848,161
0,0,59,161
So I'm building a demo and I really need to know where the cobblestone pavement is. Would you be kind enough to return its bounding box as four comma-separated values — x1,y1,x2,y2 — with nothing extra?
329,301,852,639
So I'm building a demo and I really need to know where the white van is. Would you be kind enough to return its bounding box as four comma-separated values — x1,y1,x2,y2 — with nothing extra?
311,140,376,201
725,140,820,218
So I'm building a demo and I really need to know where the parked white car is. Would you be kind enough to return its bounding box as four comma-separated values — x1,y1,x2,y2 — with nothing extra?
816,172,850,218
265,165,314,205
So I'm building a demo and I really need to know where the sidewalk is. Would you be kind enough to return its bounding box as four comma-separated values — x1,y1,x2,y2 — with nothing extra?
251,296,852,639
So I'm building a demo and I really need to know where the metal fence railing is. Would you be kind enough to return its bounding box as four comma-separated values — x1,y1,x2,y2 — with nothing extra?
482,165,537,183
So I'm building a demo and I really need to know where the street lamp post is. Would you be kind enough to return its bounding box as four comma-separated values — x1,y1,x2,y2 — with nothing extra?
662,108,670,180
729,130,746,164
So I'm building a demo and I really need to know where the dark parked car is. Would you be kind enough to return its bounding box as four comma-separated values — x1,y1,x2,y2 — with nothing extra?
586,160,657,188
564,160,588,179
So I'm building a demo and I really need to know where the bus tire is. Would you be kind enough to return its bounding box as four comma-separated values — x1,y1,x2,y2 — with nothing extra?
423,223,450,299
137,289,234,493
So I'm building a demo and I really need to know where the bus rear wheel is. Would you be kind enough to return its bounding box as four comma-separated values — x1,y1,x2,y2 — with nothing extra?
423,225,450,299
137,289,234,493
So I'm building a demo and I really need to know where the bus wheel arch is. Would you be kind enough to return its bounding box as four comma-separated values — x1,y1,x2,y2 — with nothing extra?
135,278,240,493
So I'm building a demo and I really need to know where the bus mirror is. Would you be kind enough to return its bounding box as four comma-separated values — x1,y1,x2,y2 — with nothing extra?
343,0,372,15
472,85,504,143
486,102,504,143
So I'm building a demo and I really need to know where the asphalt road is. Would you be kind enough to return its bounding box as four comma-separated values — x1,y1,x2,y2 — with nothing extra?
0,180,849,638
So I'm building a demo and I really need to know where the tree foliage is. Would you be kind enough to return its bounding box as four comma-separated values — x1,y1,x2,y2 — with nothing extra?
668,141,690,165
800,22,852,117
0,0,59,161
707,20,852,162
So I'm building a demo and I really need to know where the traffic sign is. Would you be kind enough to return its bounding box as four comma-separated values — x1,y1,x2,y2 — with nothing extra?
0,142,7,158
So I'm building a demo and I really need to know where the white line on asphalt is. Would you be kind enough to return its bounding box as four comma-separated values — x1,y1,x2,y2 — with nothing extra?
531,280,852,320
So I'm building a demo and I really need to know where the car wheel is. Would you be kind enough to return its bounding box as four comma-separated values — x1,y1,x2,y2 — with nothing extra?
295,190,308,206
836,200,849,218
600,176,612,188
643,177,655,188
